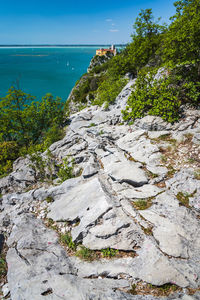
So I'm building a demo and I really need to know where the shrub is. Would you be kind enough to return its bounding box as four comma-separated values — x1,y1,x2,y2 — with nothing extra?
67,73,106,110
94,76,128,108
0,141,19,177
122,71,181,123
168,63,200,105
57,157,75,183
107,50,136,77
0,88,64,148
42,125,65,149
29,149,56,182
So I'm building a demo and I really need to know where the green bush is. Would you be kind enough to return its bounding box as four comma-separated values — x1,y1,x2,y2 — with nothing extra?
0,88,64,147
162,0,200,74
29,149,56,182
169,63,200,105
57,157,75,183
90,59,110,74
42,124,65,149
182,81,200,104
67,73,106,109
107,49,136,77
0,141,19,177
94,76,128,108
0,87,65,177
122,71,181,123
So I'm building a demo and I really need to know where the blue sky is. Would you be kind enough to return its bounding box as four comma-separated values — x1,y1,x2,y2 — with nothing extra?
0,0,176,44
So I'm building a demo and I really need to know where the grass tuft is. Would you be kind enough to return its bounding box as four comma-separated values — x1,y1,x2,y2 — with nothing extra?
75,246,93,261
46,196,54,203
176,191,196,208
60,232,76,251
133,198,153,210
129,282,180,296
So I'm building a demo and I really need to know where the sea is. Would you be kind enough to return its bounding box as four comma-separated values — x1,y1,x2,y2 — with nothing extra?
0,46,108,102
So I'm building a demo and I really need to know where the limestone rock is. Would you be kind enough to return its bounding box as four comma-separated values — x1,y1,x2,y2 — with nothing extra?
119,184,162,199
82,207,145,250
47,177,113,242
0,88,199,300
134,116,172,131
105,161,148,187
192,132,200,144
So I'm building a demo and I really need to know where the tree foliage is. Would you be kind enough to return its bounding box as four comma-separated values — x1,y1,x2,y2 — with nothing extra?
130,9,166,72
0,141,19,176
94,76,128,108
162,0,200,74
0,87,65,177
122,71,181,123
0,87,64,147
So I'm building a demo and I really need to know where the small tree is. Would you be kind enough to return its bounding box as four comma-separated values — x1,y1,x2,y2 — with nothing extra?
0,87,35,146
0,87,64,148
130,9,166,72
162,0,200,76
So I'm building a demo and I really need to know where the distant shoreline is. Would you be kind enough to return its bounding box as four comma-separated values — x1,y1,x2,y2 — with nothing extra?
0,44,126,48
11,54,49,57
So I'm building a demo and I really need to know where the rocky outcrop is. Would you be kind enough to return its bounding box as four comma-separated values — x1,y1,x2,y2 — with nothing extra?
0,80,200,299
87,53,113,73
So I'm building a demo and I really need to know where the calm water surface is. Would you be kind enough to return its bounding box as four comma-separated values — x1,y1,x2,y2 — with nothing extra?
0,47,99,101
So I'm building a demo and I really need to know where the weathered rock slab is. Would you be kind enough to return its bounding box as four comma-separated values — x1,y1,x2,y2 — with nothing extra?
47,177,113,242
119,184,162,199
82,207,145,250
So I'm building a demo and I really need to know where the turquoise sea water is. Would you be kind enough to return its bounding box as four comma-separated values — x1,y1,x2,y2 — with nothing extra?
0,47,100,101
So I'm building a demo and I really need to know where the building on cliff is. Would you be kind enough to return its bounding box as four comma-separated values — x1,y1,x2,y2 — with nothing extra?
96,45,117,56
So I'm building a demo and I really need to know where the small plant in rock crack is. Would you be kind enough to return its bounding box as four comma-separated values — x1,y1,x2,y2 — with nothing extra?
161,155,167,163
45,196,54,203
146,170,159,179
75,246,94,261
176,191,196,208
60,232,76,251
147,283,179,295
142,226,153,235
194,169,200,180
129,284,137,295
29,149,56,183
89,123,96,127
133,198,153,210
128,282,180,296
0,255,7,277
101,248,118,258
166,165,176,178
57,157,75,183
99,129,104,135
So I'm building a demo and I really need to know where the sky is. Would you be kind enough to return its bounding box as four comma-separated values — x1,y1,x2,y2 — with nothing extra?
0,0,176,45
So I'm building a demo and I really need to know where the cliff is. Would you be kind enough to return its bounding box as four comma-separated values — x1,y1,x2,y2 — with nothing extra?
0,76,200,299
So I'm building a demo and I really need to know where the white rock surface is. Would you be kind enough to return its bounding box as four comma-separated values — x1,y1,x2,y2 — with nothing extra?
0,83,200,299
